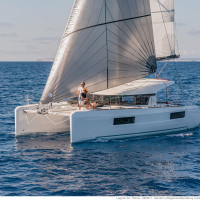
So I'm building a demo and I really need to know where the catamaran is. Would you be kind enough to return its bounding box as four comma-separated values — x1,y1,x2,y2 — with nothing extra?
15,0,200,143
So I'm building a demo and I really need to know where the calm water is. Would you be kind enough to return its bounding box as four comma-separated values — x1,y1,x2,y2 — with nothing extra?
0,61,200,196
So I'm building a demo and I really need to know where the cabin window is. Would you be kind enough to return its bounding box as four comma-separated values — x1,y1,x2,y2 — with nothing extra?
121,95,150,105
170,111,185,120
114,117,135,125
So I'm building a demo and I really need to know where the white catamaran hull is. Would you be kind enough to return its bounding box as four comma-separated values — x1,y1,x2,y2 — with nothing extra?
15,104,71,135
71,106,200,143
15,104,200,143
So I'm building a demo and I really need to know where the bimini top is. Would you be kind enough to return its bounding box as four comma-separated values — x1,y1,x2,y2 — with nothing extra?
93,78,174,96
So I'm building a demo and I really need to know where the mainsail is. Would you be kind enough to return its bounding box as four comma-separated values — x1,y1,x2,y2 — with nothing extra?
150,0,179,61
41,0,157,104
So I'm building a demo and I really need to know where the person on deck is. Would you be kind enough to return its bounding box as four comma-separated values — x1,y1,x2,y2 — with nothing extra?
77,82,86,103
79,89,89,110
77,82,87,109
77,82,96,110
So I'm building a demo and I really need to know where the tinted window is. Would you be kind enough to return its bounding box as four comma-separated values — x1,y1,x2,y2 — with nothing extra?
114,117,135,125
170,111,185,119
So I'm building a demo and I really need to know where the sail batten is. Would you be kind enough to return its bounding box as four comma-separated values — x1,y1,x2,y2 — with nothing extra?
41,0,157,104
64,14,152,38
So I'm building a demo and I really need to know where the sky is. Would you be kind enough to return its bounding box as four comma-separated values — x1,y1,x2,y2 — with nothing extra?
0,0,200,61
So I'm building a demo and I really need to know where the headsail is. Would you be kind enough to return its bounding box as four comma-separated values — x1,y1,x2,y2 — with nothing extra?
150,0,179,61
41,0,157,104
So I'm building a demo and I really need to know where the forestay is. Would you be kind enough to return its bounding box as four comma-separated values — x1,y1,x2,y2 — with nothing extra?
41,0,157,104
150,0,179,60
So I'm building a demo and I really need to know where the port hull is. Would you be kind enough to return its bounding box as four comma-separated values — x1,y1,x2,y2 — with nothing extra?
15,104,70,136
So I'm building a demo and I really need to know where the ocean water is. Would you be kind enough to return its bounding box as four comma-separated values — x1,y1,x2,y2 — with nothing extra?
0,61,200,196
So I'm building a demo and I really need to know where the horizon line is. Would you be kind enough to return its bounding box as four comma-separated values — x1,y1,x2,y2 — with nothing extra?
1,59,200,62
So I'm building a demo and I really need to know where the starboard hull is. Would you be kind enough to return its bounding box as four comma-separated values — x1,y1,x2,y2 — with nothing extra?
70,106,200,143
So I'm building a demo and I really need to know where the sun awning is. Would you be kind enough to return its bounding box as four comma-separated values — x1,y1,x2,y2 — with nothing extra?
93,78,174,96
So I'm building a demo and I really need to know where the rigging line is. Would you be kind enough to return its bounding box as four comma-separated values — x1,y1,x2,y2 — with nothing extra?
42,0,106,98
106,29,149,66
44,115,70,126
158,2,183,104
48,57,107,98
63,14,151,38
43,31,106,97
105,0,109,89
48,44,107,97
173,61,185,106
156,60,169,77
135,0,154,58
158,70,180,106
155,0,171,12
106,2,151,64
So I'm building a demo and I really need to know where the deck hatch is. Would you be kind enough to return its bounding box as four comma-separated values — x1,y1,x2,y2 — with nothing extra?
113,117,135,125
170,111,185,120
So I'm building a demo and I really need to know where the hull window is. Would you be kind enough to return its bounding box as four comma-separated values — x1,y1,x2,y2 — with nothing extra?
170,111,185,119
114,117,135,125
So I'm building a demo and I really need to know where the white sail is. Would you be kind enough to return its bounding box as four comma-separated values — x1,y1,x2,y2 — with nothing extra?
150,0,179,60
41,0,157,104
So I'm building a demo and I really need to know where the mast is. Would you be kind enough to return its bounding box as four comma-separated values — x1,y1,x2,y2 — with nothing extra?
105,0,109,89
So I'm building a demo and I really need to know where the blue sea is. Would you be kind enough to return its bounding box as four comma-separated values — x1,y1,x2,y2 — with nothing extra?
0,61,200,196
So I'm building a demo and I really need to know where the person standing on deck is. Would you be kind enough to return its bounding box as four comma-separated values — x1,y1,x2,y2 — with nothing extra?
77,82,87,108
